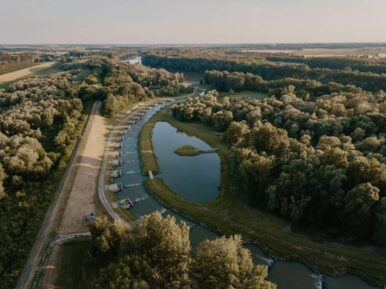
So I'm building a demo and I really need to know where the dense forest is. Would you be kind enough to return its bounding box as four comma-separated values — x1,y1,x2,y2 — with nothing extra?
142,51,386,92
89,212,276,289
267,55,386,75
171,89,386,245
203,70,370,98
0,55,186,288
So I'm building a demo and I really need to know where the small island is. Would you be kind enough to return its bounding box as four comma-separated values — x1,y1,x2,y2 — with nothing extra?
174,145,200,156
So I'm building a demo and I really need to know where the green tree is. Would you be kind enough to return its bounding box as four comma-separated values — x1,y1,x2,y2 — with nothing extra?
126,212,191,286
194,235,276,289
343,183,380,238
89,217,126,258
92,256,150,289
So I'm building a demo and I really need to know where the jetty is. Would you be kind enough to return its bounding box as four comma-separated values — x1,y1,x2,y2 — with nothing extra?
198,148,218,153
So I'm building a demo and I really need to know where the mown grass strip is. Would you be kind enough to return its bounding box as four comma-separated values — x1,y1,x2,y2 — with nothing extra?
139,121,159,175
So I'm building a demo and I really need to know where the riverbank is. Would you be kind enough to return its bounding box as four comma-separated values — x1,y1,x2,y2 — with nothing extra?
140,106,386,286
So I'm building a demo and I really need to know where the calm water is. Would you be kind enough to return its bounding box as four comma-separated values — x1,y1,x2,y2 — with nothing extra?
152,121,220,203
112,102,380,289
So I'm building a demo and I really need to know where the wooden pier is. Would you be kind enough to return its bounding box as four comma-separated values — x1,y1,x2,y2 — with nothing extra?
198,148,218,153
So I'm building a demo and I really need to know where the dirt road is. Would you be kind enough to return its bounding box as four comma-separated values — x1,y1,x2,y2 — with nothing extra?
0,62,54,84
16,101,105,289
58,102,106,234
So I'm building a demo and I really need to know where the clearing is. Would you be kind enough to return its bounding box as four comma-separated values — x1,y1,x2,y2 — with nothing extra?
0,62,55,84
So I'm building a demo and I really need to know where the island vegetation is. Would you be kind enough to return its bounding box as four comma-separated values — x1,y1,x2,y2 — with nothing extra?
175,145,200,156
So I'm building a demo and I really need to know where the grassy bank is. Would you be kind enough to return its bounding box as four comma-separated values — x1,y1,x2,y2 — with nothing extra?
139,121,160,175
140,106,386,286
55,240,93,289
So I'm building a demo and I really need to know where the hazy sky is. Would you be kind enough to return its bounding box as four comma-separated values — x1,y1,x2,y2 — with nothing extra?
1,0,386,44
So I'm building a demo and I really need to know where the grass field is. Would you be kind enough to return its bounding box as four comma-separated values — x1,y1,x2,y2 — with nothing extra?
0,61,36,75
139,121,160,175
0,63,61,89
140,106,386,286
55,241,93,289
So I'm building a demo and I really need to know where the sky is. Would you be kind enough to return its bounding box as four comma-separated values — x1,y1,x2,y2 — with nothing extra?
1,0,386,44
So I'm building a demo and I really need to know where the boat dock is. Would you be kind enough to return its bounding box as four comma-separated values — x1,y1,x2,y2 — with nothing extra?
110,170,122,178
119,198,134,209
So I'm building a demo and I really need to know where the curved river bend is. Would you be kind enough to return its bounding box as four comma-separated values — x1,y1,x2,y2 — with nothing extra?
112,102,379,289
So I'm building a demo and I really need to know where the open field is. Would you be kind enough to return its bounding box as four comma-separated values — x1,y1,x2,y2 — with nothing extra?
0,62,55,84
54,241,93,289
0,61,36,75
243,48,386,58
140,107,386,286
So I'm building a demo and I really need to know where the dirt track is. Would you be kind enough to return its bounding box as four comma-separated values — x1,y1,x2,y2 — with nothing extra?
58,102,106,234
16,101,104,289
0,62,54,84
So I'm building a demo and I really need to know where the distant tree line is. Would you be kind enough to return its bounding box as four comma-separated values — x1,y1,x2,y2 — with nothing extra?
142,52,386,92
267,55,386,75
204,70,371,98
89,212,276,289
172,90,386,245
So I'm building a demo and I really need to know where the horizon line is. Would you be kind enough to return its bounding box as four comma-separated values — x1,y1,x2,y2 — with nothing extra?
1,41,386,47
